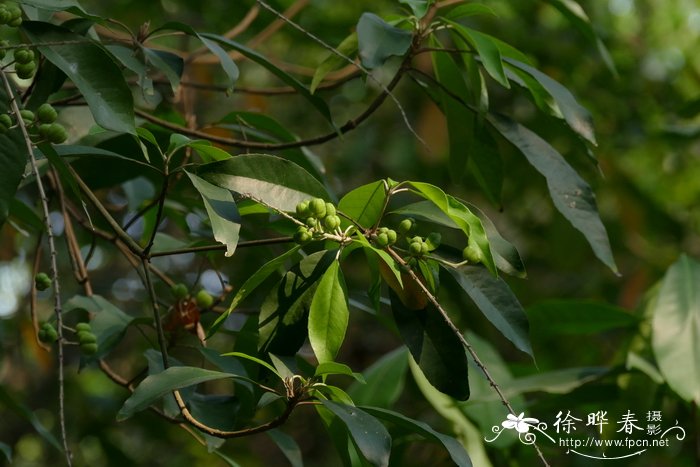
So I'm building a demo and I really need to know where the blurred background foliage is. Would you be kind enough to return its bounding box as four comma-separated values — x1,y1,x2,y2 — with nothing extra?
1,0,699,466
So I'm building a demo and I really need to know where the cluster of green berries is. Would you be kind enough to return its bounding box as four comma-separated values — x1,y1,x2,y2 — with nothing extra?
373,226,397,249
0,103,68,143
76,322,98,355
408,236,431,256
293,198,341,244
13,46,36,79
171,282,214,308
0,4,23,28
38,322,58,343
34,272,52,291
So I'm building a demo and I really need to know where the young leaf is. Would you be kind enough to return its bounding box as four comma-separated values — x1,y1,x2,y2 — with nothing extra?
186,172,241,257
196,154,330,212
357,13,413,69
445,22,509,88
309,261,350,364
118,367,239,420
320,400,392,467
488,115,618,274
651,254,700,404
338,180,387,228
389,289,470,400
22,21,135,134
443,3,496,20
311,33,358,94
315,362,365,383
445,266,532,357
221,352,282,380
361,407,472,467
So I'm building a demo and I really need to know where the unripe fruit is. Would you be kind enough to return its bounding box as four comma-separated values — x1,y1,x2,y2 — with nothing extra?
325,202,336,217
20,109,34,122
304,217,318,228
36,103,58,123
323,214,340,230
75,322,92,333
38,123,52,138
375,232,389,248
0,8,10,25
462,244,482,264
309,198,326,218
386,229,397,245
14,48,34,65
398,218,415,234
8,16,21,27
295,200,310,218
171,283,189,299
420,242,430,255
0,40,8,60
0,113,12,128
294,226,312,244
15,62,35,79
195,289,214,309
46,123,68,144
7,6,21,20
38,323,58,343
78,332,97,345
35,272,51,291
0,121,8,133
409,241,423,256
80,342,98,355
410,236,422,245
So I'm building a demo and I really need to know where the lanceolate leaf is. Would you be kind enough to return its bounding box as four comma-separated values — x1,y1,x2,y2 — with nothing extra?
320,400,392,467
23,21,135,134
311,33,358,94
445,21,509,88
505,58,596,145
196,154,330,212
446,267,532,356
309,261,350,363
488,115,618,274
651,254,700,404
118,367,242,420
357,13,413,69
186,172,241,257
200,33,333,125
362,407,472,467
338,180,387,228
389,289,470,400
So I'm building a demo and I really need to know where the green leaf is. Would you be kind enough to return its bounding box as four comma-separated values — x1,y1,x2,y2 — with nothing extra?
389,289,470,400
626,352,664,385
0,94,27,229
55,144,161,173
356,13,413,69
118,367,238,420
446,22,509,88
651,254,700,404
528,300,638,335
196,154,330,212
142,47,183,92
505,367,608,397
186,172,241,257
0,385,61,451
399,0,431,18
488,115,618,274
348,348,408,408
267,430,303,467
0,442,10,462
23,21,135,134
209,245,301,336
311,33,358,94
200,33,333,125
443,3,496,20
320,400,392,467
315,362,365,383
338,180,387,229
309,261,349,363
362,407,472,467
354,234,403,288
505,58,596,145
222,352,282,380
410,182,497,275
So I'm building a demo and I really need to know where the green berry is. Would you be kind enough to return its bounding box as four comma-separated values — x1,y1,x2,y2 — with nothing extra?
462,244,482,264
375,232,389,248
410,236,423,245
0,122,8,133
20,109,34,122
80,342,98,355
78,332,97,345
14,48,34,65
325,202,336,217
309,198,326,218
420,242,430,255
0,113,12,128
38,323,58,343
37,123,52,138
15,62,35,79
195,289,214,309
398,218,415,235
46,123,68,144
7,5,21,19
0,8,10,25
8,16,21,27
293,226,312,244
171,283,189,299
36,103,58,123
75,322,92,333
34,272,51,291
295,200,310,218
305,217,318,228
409,241,423,256
386,229,397,245
323,214,340,230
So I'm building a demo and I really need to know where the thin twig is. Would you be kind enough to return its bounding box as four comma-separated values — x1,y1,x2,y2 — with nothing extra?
148,236,294,257
0,68,73,466
384,247,550,467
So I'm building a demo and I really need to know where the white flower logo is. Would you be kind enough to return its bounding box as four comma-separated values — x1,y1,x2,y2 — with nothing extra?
502,413,540,433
